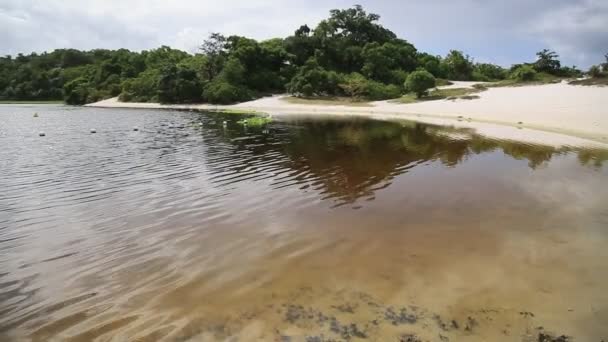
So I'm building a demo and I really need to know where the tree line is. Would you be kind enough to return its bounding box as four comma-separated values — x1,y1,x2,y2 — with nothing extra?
0,5,594,105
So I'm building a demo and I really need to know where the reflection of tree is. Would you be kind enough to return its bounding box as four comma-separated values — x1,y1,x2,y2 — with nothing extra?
198,114,608,205
577,149,608,169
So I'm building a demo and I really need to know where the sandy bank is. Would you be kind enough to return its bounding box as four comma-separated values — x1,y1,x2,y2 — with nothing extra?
87,82,608,148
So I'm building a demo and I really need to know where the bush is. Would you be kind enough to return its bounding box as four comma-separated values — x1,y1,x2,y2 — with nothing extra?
588,65,602,78
389,69,409,85
119,69,160,102
510,65,537,81
366,82,401,100
472,71,491,82
157,65,203,104
338,73,368,98
405,70,436,97
203,81,252,104
287,58,342,96
338,73,402,100
473,63,506,81
63,77,90,105
443,50,474,81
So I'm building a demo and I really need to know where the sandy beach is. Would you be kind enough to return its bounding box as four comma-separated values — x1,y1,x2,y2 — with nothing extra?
87,82,608,148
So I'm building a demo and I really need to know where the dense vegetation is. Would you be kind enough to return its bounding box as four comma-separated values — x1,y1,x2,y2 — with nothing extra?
570,54,608,85
0,5,591,105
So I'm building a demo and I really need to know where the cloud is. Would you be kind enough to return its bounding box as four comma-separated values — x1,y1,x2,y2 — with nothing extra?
531,0,608,67
0,0,606,67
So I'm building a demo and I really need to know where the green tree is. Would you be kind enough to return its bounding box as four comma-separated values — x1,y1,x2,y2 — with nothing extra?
157,65,202,103
510,65,537,81
287,58,341,96
588,65,602,78
473,63,506,81
406,70,436,97
534,49,561,74
63,77,91,105
443,50,474,80
417,53,446,78
200,33,227,80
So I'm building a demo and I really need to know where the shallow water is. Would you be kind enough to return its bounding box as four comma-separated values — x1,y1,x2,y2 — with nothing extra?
0,105,607,342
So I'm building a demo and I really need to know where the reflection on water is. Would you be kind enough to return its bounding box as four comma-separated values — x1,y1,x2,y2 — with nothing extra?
0,105,607,341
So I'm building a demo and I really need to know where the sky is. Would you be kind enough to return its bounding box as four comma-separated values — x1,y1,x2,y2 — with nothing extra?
1,0,607,68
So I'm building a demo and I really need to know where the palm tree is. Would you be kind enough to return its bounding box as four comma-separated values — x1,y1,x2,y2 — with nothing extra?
534,49,561,73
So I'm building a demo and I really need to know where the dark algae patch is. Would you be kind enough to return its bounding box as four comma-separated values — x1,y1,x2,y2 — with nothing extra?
384,307,418,325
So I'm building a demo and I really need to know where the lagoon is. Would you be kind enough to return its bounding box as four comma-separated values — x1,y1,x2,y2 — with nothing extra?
0,105,607,341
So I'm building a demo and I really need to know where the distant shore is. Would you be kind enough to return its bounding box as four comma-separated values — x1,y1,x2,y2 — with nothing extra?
86,82,608,148
0,100,64,104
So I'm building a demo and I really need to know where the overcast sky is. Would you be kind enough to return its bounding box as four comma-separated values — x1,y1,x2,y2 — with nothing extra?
1,0,607,68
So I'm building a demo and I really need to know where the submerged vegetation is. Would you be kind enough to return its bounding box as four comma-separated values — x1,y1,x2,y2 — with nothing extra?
237,116,273,127
0,6,594,106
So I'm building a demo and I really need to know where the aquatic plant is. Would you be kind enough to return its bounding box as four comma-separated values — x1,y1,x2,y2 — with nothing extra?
237,116,273,127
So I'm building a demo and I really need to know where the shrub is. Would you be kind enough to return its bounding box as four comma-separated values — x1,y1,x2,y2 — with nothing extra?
366,82,401,100
405,70,436,98
119,69,160,102
339,73,368,98
443,50,474,81
203,81,251,104
157,65,203,104
63,77,90,105
510,65,537,81
287,58,342,96
338,73,402,100
389,69,409,85
472,71,491,82
588,65,602,78
474,63,506,81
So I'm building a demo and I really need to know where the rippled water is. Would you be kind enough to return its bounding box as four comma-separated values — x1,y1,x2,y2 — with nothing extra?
1,105,607,341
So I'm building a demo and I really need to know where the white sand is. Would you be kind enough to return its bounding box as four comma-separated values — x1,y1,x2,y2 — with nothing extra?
87,82,608,148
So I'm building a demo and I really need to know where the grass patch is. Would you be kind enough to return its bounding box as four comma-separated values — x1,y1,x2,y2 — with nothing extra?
482,72,563,88
282,96,373,107
569,77,608,86
435,79,454,87
393,87,484,104
237,116,273,127
0,100,64,104
213,108,265,115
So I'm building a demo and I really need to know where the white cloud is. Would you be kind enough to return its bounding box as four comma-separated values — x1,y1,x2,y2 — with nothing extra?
531,0,608,67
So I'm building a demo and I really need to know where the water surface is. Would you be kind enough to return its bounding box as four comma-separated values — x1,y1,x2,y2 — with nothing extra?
1,105,607,341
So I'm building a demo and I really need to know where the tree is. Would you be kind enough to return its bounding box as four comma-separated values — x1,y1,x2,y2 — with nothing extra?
443,50,473,80
510,65,537,81
157,65,202,103
200,33,227,80
203,81,251,104
588,65,602,78
287,58,341,96
406,70,436,97
119,69,161,102
473,63,506,81
534,49,561,74
338,72,401,100
417,53,446,78
361,40,417,84
63,77,91,105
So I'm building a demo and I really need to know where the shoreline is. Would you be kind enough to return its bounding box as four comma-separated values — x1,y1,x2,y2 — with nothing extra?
86,82,608,148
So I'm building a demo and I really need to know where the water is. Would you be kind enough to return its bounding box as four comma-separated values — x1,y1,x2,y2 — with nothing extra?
1,105,607,342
